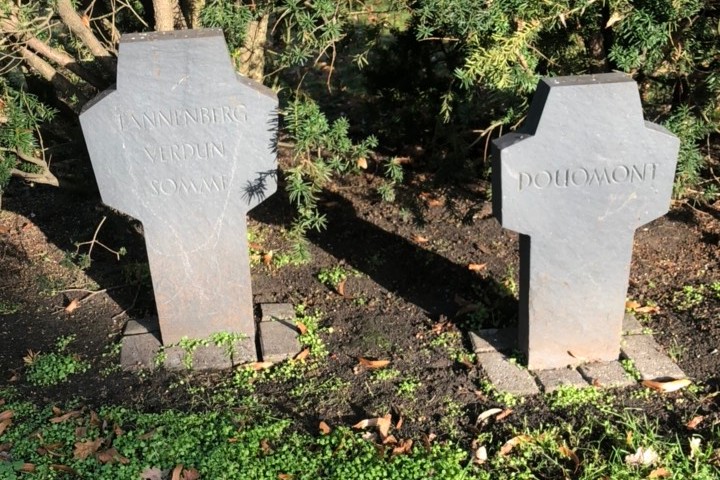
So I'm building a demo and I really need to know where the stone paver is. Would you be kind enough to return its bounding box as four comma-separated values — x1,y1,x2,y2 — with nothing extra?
535,367,590,393
622,313,645,335
259,303,300,362
621,335,686,380
578,361,635,388
476,352,539,396
120,318,161,371
469,328,516,353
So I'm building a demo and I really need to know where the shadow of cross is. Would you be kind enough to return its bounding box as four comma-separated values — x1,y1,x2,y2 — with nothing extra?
492,73,678,371
79,30,278,357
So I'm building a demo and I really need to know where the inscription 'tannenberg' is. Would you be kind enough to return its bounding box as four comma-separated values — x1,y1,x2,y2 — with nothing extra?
118,105,247,131
518,162,659,191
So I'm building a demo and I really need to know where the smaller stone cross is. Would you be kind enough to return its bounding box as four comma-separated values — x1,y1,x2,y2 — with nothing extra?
492,73,678,370
80,30,277,361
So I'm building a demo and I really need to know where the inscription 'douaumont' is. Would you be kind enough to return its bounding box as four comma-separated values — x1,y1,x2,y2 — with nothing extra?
116,104,245,197
518,162,659,191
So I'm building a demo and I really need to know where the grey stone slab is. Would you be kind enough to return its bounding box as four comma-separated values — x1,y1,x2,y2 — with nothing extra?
492,73,679,370
578,361,635,388
259,319,301,362
80,29,278,351
621,335,686,380
121,318,161,371
469,328,516,353
260,303,295,323
477,352,539,396
535,367,589,393
163,341,254,370
622,313,645,336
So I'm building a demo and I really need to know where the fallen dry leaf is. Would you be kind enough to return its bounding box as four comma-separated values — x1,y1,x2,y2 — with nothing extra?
426,198,444,208
499,435,531,456
19,463,36,473
0,419,11,436
319,421,331,435
353,414,392,434
377,414,392,439
467,263,487,272
172,465,199,480
50,464,78,474
625,446,659,466
392,439,413,456
648,467,671,478
558,444,580,471
262,251,273,266
336,279,346,297
395,416,403,430
140,466,163,480
686,415,704,430
413,235,429,244
50,410,82,423
74,438,102,460
605,11,623,28
473,445,488,464
642,378,692,393
496,409,513,421
260,439,272,454
382,434,398,445
358,357,391,369
0,410,12,422
96,447,130,465
250,361,274,371
635,305,660,314
23,350,40,365
625,300,641,310
476,408,503,424
294,348,310,361
138,429,156,441
357,157,368,169
296,322,308,335
65,299,80,314
278,474,295,480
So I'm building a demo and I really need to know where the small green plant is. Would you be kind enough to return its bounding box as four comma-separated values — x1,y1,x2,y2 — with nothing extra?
0,300,20,315
370,368,401,382
546,385,609,413
674,285,706,311
25,335,90,386
620,358,642,381
317,265,348,292
377,157,405,202
397,378,422,398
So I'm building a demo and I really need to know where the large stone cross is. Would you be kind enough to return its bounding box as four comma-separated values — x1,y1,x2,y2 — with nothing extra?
80,30,277,356
492,73,678,370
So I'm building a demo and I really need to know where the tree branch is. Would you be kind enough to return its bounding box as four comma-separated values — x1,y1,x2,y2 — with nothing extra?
152,0,176,31
17,46,89,109
10,168,59,187
56,0,116,76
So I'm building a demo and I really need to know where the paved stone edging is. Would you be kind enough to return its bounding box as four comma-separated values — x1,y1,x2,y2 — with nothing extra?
470,313,687,395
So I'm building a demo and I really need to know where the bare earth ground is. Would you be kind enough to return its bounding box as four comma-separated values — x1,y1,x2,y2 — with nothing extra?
1,146,720,449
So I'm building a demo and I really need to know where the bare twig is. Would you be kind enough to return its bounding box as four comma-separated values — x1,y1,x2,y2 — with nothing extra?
16,46,88,109
75,216,125,261
112,284,141,320
56,0,116,76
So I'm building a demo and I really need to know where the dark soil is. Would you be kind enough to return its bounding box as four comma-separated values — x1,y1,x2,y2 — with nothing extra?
2,146,720,449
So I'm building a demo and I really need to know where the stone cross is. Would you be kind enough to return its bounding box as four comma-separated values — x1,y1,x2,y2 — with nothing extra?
492,73,678,370
80,30,277,358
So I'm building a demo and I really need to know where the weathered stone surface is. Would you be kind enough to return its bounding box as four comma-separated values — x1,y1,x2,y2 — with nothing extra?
120,318,161,371
260,303,296,323
164,342,253,370
578,361,635,388
259,303,299,362
476,352,539,396
492,73,679,370
621,335,686,380
80,30,278,352
535,367,589,393
469,328,516,353
622,313,645,336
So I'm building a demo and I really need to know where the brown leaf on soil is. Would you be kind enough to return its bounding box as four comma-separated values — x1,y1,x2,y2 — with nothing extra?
90,410,101,426
358,357,391,369
642,378,692,393
262,251,273,266
496,409,513,421
74,438,102,459
357,157,368,169
625,300,641,310
296,322,308,335
686,415,704,430
319,421,331,435
395,416,403,430
392,439,413,456
558,445,580,471
65,298,80,314
378,414,392,438
0,419,11,436
51,406,62,416
421,432,436,452
635,305,660,314
382,434,397,445
50,410,82,423
50,464,78,474
278,474,295,480
0,410,12,422
473,445,488,464
141,467,163,480
413,235,429,244
294,348,310,361
23,350,40,365
75,426,87,438
467,263,487,272
250,361,274,371
172,465,183,480
183,468,200,480
261,439,272,454
605,11,623,28
648,467,671,478
499,435,531,456
96,447,130,465
476,408,503,424
336,279,346,297
19,463,36,473
114,423,124,437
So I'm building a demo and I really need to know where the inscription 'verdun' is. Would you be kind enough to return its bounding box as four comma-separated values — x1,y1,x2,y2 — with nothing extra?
144,141,225,163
